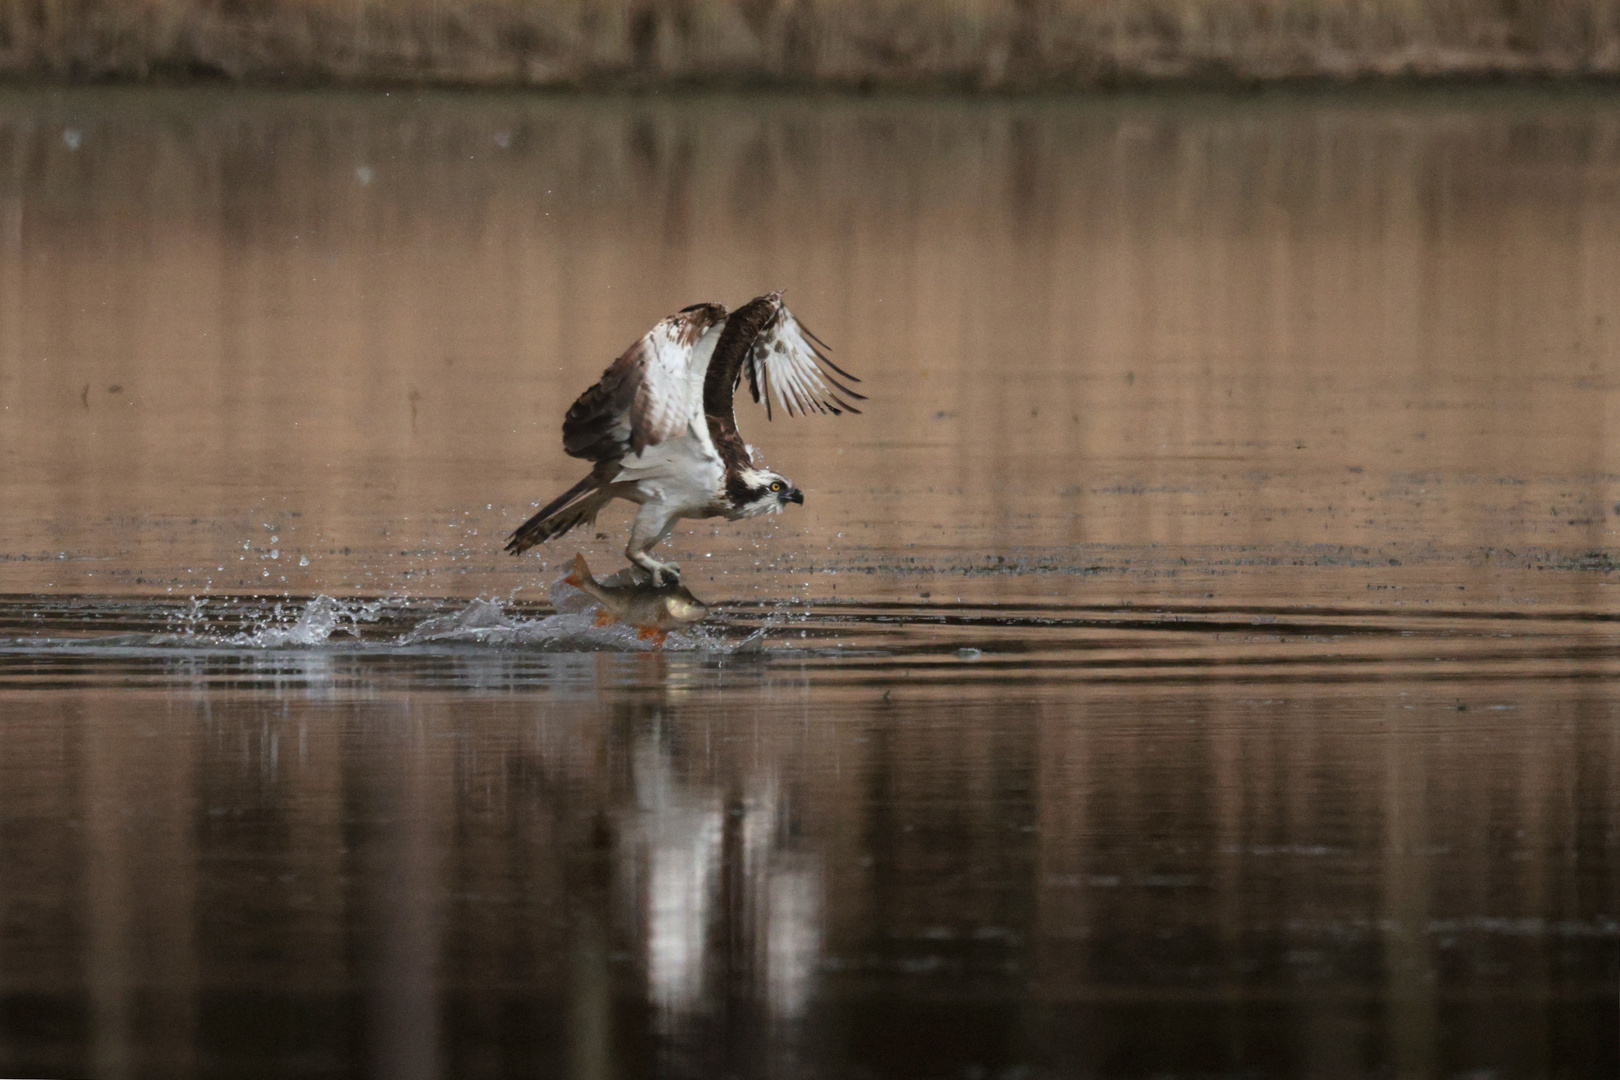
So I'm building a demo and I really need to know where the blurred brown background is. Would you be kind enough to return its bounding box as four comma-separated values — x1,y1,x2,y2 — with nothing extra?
4,0,1620,88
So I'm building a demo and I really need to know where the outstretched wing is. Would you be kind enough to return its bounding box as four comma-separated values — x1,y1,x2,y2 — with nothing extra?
562,303,727,461
700,292,863,475
742,294,864,420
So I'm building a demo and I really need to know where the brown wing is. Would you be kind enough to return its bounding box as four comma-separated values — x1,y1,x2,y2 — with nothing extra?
703,293,863,472
562,302,726,461
701,296,778,473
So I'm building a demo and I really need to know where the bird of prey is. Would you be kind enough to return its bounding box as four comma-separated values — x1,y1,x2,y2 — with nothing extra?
505,292,862,584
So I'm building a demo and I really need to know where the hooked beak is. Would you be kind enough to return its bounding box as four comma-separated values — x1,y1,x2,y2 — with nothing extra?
784,487,804,505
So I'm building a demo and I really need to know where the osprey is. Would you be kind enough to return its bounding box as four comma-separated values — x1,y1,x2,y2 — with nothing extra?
506,292,862,584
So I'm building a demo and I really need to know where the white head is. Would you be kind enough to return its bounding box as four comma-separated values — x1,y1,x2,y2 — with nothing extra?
727,467,804,518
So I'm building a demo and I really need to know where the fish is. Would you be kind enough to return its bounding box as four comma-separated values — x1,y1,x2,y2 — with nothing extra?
563,552,709,644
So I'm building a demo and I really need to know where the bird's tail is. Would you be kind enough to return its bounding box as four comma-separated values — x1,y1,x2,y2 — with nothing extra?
506,475,613,555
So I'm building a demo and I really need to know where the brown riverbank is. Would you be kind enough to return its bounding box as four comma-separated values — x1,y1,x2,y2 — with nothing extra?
4,0,1620,89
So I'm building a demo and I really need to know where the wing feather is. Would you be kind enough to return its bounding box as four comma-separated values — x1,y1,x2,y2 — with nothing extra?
744,297,866,419
796,318,832,353
704,291,865,473
562,304,726,461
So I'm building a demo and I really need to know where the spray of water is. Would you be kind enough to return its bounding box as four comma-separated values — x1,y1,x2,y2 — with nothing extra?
226,595,385,647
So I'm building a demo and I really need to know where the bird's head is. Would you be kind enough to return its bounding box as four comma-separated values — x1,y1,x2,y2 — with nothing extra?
730,468,804,517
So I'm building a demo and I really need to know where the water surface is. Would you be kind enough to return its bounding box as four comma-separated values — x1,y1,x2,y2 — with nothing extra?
0,87,1616,1078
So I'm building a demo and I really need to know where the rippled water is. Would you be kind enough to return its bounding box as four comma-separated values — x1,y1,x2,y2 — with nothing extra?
0,87,1617,1077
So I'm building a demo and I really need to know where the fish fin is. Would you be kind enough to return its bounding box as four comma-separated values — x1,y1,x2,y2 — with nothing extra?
636,626,667,646
567,552,593,588
595,608,617,627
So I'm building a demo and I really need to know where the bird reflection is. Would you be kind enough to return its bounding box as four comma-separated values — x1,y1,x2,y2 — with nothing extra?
634,735,724,1018
762,855,820,1019
629,728,822,1025
560,709,823,1070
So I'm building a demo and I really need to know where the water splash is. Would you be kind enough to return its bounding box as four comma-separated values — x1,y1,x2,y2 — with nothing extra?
401,571,732,652
224,595,384,647
401,600,660,650
6,570,781,655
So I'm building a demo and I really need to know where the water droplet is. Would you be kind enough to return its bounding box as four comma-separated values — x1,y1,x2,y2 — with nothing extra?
270,549,280,560
299,555,309,567
355,165,374,185
62,129,82,151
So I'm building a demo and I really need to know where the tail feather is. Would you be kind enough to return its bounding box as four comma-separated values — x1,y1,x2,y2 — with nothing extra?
506,476,612,555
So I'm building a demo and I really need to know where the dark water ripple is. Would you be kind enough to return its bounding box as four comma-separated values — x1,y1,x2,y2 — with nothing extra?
2,594,1619,693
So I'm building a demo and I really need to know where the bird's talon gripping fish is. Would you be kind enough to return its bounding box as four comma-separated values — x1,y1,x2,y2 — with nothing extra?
506,292,862,584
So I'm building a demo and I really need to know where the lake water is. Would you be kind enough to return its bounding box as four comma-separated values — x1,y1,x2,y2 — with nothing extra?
0,86,1616,1078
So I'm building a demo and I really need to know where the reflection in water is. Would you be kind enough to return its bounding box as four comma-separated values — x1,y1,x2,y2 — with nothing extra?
765,856,820,1021
363,714,442,1080
1,84,1619,1078
629,726,823,1068
0,677,1613,1077
638,733,724,1018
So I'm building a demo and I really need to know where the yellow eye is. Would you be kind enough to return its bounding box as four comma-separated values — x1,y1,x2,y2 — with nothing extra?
769,482,783,492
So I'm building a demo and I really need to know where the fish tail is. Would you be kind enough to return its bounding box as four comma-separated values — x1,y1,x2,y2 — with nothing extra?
564,552,592,589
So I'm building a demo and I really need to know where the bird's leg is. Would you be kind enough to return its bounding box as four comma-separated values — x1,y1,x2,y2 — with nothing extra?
630,550,681,585
627,503,681,585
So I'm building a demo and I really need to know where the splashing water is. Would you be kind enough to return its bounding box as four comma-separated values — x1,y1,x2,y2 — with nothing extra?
130,568,773,653
225,595,385,647
402,600,662,650
6,567,788,657
401,570,745,652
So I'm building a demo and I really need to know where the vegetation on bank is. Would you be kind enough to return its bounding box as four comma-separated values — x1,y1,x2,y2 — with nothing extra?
3,0,1620,88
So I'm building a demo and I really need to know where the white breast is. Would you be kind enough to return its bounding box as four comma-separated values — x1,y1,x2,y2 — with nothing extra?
614,427,727,514
612,321,729,511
